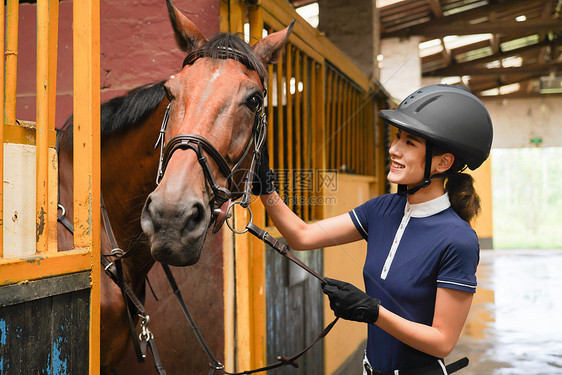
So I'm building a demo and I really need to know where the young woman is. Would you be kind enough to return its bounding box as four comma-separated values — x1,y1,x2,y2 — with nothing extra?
252,84,493,374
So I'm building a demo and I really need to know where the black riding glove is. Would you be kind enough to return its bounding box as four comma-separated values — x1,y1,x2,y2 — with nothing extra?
251,140,277,196
322,277,380,324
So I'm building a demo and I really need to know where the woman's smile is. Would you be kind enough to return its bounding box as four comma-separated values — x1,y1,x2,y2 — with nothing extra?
390,159,405,171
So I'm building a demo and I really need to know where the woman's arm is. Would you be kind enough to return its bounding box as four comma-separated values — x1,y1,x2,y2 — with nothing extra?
375,287,473,358
260,192,363,250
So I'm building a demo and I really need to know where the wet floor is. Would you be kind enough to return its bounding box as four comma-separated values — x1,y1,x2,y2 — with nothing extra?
446,249,562,375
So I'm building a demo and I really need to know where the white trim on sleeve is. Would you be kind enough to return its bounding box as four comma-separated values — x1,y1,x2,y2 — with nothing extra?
352,209,368,239
437,279,477,289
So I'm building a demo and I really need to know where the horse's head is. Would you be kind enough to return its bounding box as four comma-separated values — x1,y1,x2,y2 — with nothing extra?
141,0,293,266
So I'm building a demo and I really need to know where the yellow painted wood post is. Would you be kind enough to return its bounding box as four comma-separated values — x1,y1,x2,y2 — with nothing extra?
276,54,284,193
312,62,326,220
301,57,309,221
335,75,342,172
36,0,59,254
47,0,59,252
375,100,387,195
248,3,262,45
266,62,274,213
4,0,18,126
219,0,229,33
342,81,349,172
326,69,334,170
285,44,293,210
229,0,244,34
73,0,101,372
294,50,302,217
247,4,267,369
0,0,5,258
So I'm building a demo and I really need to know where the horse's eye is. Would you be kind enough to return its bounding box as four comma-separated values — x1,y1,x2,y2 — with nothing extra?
165,86,174,101
246,94,263,112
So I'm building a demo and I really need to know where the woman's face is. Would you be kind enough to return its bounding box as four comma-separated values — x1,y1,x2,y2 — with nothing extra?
387,129,427,187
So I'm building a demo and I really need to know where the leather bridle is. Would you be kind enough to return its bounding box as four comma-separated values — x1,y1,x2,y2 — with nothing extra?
154,50,267,233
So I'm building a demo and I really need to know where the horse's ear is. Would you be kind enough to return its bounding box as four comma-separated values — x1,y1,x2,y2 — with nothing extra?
252,20,295,65
166,0,207,52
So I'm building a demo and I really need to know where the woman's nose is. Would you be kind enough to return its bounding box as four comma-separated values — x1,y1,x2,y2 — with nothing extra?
389,138,400,156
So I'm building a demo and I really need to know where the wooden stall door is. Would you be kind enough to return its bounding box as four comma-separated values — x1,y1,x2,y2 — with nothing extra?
266,241,324,375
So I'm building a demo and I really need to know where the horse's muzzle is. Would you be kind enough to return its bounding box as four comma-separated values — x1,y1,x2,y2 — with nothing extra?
140,192,209,266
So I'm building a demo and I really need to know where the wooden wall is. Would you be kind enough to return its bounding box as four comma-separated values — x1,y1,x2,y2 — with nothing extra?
0,272,90,374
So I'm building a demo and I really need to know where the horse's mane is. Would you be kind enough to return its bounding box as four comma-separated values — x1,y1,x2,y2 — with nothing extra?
57,81,167,151
57,32,265,152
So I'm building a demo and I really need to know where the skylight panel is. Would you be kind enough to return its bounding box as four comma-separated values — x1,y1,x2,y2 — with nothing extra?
501,35,540,52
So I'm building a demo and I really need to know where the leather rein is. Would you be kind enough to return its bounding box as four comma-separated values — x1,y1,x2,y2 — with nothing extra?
58,46,337,375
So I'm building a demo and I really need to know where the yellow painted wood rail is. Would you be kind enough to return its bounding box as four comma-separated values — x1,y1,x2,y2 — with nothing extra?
0,0,101,373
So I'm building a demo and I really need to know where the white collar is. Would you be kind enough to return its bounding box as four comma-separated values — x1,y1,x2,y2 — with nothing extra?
404,192,451,218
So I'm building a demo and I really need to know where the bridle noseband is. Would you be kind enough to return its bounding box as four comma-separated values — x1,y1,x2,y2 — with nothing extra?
154,48,267,232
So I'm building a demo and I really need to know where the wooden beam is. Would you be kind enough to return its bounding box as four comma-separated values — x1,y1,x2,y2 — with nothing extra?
388,18,562,38
427,0,443,18
289,0,316,8
424,62,562,77
440,39,452,66
383,16,432,34
471,73,541,93
424,39,551,76
382,4,429,23
477,91,562,99
380,0,429,16
541,0,554,18
382,0,559,38
382,10,432,30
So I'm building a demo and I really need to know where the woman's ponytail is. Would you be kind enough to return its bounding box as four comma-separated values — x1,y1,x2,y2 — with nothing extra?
446,172,481,224
433,148,482,225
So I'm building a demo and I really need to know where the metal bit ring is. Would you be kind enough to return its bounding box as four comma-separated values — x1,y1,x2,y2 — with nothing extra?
225,201,253,234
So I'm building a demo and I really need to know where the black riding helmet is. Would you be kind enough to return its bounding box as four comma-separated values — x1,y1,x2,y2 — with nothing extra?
379,84,493,196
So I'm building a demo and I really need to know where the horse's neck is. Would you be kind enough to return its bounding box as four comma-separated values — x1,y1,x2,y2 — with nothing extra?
58,99,168,288
100,99,169,284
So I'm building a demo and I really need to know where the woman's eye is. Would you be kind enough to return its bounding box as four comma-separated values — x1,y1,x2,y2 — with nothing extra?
246,94,263,112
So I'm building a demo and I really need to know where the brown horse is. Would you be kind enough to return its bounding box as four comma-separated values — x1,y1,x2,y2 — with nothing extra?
56,1,293,373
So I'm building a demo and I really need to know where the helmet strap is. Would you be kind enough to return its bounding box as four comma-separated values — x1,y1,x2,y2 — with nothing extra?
397,142,434,196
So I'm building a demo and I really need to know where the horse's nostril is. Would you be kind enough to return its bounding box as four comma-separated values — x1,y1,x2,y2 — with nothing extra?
183,200,206,233
141,196,156,236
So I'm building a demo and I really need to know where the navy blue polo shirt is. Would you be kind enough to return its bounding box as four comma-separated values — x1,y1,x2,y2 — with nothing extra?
349,193,479,371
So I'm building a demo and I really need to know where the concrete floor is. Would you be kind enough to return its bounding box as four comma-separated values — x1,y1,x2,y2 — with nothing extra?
446,249,562,375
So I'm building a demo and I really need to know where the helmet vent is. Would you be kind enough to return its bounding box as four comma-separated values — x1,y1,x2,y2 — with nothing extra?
414,95,440,114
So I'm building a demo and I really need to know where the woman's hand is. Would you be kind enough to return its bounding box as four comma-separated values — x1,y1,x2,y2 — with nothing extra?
322,278,380,323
